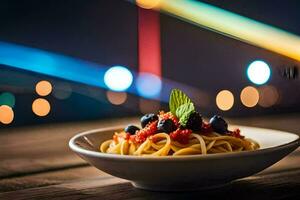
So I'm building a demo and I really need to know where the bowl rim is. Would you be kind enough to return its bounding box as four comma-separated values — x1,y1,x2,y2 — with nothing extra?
69,125,300,161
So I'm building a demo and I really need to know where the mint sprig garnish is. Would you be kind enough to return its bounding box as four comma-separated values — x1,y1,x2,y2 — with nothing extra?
176,103,195,126
169,89,192,115
169,89,195,127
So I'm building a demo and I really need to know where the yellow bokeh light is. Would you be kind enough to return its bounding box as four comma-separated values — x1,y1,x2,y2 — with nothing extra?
35,80,52,96
240,86,259,107
136,0,161,9
0,105,14,124
258,85,279,107
216,90,234,111
32,98,51,116
106,91,127,105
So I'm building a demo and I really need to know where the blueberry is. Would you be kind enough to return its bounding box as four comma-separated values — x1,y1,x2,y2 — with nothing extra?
209,115,228,134
124,125,140,135
141,113,158,128
157,119,176,133
186,112,203,131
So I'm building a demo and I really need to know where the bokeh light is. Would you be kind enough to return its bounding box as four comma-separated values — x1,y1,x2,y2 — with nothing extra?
35,80,52,96
0,92,16,107
258,85,279,107
216,90,234,111
32,98,51,116
104,66,133,92
53,83,72,100
136,73,162,98
106,91,127,105
139,98,161,114
0,105,14,124
240,86,259,107
136,0,161,9
247,60,271,85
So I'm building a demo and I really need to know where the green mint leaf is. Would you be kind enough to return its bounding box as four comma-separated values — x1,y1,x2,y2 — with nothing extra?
176,103,195,119
169,89,192,115
176,103,195,126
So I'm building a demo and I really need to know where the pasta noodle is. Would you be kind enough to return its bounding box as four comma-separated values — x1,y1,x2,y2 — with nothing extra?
100,131,259,156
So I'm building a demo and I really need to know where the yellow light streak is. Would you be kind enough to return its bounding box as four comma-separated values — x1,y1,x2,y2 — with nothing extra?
137,0,300,62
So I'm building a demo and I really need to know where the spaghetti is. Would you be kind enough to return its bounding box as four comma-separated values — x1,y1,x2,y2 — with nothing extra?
100,129,259,156
100,89,259,156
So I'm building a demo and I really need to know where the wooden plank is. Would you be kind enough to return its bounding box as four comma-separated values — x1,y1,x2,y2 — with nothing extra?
0,166,105,192
0,169,299,200
0,149,299,193
0,117,138,178
0,155,86,178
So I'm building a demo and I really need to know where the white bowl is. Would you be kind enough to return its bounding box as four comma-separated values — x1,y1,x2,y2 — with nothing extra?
69,125,299,191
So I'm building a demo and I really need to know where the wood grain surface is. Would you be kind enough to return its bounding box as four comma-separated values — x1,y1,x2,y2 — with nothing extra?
0,117,138,178
0,115,299,199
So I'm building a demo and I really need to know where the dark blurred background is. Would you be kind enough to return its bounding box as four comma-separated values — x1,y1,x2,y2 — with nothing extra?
0,0,299,127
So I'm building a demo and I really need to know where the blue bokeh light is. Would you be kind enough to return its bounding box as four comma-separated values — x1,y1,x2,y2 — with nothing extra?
104,66,133,91
136,73,162,98
247,60,271,85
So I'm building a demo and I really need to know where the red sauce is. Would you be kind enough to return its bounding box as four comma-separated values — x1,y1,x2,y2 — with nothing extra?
170,129,192,144
124,133,131,140
228,128,244,139
160,112,179,127
201,122,213,134
131,121,158,143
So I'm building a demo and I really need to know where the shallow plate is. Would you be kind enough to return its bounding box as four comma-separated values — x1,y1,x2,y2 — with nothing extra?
69,125,299,191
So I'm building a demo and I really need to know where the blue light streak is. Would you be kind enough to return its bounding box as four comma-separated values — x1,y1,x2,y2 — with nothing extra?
0,41,206,106
0,41,107,88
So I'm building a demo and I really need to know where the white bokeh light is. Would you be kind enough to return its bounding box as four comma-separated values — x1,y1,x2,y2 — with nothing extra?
104,66,133,91
247,60,271,85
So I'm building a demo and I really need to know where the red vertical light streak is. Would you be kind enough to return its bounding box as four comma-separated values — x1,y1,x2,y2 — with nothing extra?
138,7,161,77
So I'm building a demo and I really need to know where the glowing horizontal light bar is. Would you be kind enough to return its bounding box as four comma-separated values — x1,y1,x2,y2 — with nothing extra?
0,41,107,88
137,0,300,62
0,41,210,106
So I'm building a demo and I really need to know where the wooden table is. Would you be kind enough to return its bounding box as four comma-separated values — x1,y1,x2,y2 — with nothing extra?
0,115,299,199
